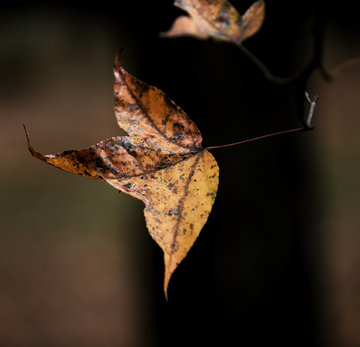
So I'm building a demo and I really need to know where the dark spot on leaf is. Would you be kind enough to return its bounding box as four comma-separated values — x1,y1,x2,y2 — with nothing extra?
96,156,103,167
132,160,140,167
146,207,160,214
172,122,184,130
173,133,185,141
117,138,136,153
110,167,121,175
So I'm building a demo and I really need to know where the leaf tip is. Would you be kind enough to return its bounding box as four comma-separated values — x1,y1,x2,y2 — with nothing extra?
164,277,170,301
114,47,125,77
23,124,45,160
23,123,31,147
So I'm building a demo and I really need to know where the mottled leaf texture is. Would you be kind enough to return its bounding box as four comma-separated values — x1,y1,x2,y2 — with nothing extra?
25,50,219,298
161,0,265,44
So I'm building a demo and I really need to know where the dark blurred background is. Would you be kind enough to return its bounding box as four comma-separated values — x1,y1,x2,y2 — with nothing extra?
1,1,360,346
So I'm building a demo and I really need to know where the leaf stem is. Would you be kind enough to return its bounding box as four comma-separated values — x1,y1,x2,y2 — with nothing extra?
206,92,317,151
205,127,303,151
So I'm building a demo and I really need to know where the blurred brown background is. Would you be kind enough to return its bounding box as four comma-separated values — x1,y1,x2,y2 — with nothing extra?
0,1,360,346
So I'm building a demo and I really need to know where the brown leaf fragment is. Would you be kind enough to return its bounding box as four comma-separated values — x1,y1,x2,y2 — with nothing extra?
25,50,219,298
161,0,265,44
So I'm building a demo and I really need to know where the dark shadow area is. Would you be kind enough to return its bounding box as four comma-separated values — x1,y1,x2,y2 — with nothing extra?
1,0,360,346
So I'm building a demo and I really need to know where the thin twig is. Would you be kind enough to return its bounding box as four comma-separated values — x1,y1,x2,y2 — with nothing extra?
237,44,294,85
236,1,331,87
304,92,318,130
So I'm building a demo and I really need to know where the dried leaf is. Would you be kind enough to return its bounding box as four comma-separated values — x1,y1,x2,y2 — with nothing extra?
25,50,219,297
161,0,265,44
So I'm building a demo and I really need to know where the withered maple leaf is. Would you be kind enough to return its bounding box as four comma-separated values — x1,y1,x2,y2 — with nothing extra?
161,0,265,44
24,50,219,298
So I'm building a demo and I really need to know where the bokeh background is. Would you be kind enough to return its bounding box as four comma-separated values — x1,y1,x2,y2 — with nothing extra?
1,1,360,346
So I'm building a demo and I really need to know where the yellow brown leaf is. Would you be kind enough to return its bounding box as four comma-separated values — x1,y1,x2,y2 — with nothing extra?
25,50,219,297
161,0,265,44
